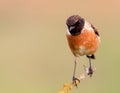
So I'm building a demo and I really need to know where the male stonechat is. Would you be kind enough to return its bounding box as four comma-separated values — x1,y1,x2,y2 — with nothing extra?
66,15,100,82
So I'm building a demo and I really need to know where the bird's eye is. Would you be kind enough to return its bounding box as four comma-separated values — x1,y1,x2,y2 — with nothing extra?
79,19,83,24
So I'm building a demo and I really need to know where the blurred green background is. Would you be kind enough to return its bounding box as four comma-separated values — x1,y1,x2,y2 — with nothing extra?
0,0,120,93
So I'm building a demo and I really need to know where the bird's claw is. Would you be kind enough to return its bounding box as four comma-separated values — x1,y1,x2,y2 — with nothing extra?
72,76,80,87
88,66,93,77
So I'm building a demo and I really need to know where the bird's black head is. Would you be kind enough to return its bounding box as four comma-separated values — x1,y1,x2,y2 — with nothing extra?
66,15,85,36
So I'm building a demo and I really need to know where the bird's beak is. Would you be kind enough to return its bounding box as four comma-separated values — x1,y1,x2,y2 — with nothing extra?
69,26,75,31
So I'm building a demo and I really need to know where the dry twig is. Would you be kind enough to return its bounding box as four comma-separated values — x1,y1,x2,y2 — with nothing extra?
58,65,96,93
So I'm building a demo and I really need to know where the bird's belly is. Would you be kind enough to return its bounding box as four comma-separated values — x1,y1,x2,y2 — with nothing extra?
72,45,92,57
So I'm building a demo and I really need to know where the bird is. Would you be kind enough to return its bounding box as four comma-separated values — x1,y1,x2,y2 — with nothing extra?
66,15,100,83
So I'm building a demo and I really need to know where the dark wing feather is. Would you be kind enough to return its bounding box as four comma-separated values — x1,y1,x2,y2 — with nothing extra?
86,54,95,59
91,24,100,36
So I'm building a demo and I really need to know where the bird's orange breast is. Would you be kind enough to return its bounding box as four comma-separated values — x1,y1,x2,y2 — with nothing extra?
66,29,100,56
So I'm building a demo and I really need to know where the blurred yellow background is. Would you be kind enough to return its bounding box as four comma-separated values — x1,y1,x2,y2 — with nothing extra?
0,0,120,93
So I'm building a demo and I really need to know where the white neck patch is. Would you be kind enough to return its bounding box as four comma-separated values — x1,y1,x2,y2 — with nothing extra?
83,21,93,31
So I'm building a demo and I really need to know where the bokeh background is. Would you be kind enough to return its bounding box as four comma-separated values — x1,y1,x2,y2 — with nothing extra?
0,0,120,93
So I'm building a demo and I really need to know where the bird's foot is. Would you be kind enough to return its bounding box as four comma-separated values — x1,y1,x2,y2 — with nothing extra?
72,76,80,88
88,66,93,77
